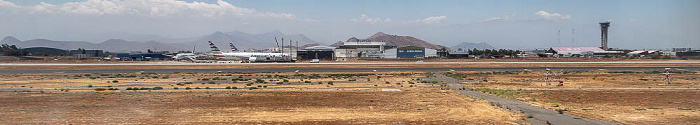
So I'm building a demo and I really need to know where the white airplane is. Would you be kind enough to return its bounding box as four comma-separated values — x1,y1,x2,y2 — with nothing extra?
208,41,293,62
173,46,198,62
172,53,197,61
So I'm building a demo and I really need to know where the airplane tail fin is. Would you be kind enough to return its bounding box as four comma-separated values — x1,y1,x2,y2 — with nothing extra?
229,43,238,52
208,41,221,52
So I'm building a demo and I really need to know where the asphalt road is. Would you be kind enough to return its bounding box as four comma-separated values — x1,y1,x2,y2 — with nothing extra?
0,67,697,73
0,61,699,66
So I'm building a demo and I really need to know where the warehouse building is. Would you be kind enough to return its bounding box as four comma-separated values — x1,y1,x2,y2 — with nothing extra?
547,47,624,57
116,53,171,61
298,45,335,60
384,46,437,58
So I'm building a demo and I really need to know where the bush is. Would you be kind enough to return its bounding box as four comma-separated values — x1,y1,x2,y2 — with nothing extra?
248,87,258,90
225,86,231,89
185,87,192,90
108,88,118,90
87,84,93,87
152,87,163,90
126,87,133,90
94,88,106,91
112,80,118,83
173,87,179,89
232,87,238,89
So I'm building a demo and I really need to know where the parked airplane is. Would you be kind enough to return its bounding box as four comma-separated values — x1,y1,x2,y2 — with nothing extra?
173,46,198,62
208,41,293,62
172,53,197,61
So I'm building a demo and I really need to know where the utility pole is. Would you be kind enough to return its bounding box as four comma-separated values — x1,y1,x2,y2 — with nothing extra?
572,28,575,45
275,37,280,53
557,30,561,47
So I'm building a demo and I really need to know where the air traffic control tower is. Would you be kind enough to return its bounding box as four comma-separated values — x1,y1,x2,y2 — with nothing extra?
600,21,610,50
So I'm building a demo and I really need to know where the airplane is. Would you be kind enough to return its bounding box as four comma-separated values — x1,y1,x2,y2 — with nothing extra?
208,41,293,62
173,46,198,62
229,43,239,52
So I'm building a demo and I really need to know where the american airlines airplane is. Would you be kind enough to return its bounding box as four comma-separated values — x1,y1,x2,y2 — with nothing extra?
208,41,293,62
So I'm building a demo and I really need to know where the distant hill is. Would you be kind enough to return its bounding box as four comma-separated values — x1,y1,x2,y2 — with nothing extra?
179,30,319,52
0,30,320,53
450,42,496,51
334,32,447,50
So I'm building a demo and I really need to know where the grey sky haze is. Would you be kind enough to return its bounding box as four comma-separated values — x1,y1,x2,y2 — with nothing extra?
0,0,698,49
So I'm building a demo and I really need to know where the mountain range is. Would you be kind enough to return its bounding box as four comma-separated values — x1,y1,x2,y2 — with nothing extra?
450,42,496,51
0,30,318,53
332,32,448,50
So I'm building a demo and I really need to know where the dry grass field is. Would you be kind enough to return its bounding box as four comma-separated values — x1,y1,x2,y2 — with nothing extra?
0,71,521,124
2,67,698,124
448,70,700,124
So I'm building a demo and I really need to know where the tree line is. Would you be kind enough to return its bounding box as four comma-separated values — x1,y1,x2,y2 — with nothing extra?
0,44,27,56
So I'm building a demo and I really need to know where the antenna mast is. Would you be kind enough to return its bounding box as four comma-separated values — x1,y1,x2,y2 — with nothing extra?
557,30,561,47
572,28,575,45
274,37,280,53
281,38,284,54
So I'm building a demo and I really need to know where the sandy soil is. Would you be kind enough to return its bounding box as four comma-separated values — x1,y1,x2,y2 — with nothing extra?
519,90,699,125
0,90,520,124
0,71,522,124
453,70,700,89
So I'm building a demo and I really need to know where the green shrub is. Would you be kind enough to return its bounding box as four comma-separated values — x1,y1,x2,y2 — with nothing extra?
152,87,163,90
225,86,231,89
112,80,118,83
94,88,106,91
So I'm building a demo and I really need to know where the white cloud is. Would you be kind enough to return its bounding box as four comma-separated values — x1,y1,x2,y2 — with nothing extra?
535,11,571,20
351,14,391,24
484,13,516,22
417,16,447,24
0,0,299,19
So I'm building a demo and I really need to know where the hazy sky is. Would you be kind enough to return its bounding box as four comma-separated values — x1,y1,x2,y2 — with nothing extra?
0,0,698,49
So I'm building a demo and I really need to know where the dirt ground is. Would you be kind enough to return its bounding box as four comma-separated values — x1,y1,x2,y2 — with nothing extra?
453,70,699,89
0,72,522,124
518,90,699,125
450,69,700,124
0,90,521,124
